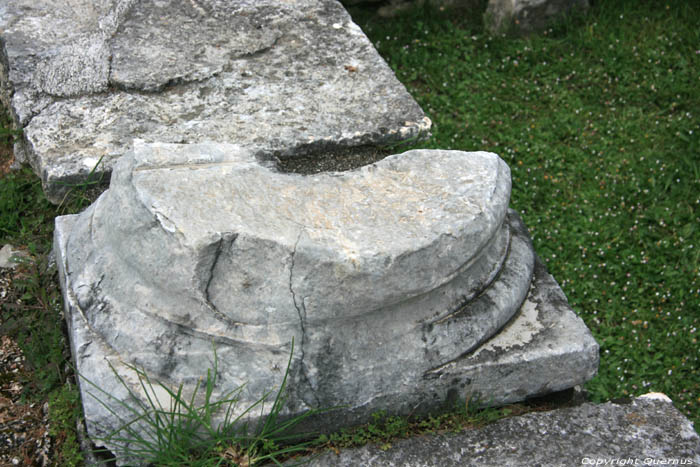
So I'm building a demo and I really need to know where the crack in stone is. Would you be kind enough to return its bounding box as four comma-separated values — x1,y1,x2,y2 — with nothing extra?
112,72,218,94
17,93,57,128
103,0,139,89
288,228,320,407
228,35,281,63
106,46,114,87
110,35,282,94
202,233,243,327
126,35,281,94
203,236,225,307
289,229,305,343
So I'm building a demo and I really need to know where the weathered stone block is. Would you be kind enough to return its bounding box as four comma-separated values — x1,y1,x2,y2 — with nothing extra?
485,0,589,35
55,143,598,460
299,394,699,466
0,0,429,202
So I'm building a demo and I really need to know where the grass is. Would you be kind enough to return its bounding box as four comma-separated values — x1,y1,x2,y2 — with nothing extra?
48,384,85,466
80,340,322,466
314,397,544,454
348,0,699,423
0,0,698,463
0,173,84,463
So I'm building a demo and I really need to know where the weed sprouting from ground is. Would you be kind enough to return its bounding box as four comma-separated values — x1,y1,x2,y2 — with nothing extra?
0,168,54,252
81,340,322,466
315,394,537,453
56,155,106,215
48,384,85,466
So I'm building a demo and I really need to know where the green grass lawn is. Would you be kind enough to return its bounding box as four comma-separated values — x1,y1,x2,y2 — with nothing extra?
349,0,699,424
0,0,698,463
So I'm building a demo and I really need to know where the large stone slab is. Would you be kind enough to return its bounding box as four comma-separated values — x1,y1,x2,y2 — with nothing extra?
55,144,598,460
300,394,700,466
55,213,599,460
0,0,430,202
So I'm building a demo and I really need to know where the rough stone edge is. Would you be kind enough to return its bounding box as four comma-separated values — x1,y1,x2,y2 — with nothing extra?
39,114,432,205
2,0,433,204
298,395,699,466
55,208,598,462
55,214,145,465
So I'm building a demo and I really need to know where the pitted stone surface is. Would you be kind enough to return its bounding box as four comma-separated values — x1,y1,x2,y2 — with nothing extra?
299,395,699,466
0,0,430,202
55,146,596,457
55,208,599,461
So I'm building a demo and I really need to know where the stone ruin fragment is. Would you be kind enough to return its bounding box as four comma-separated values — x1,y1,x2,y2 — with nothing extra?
0,0,429,203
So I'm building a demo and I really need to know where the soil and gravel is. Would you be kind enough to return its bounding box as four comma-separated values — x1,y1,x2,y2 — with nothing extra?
0,266,52,466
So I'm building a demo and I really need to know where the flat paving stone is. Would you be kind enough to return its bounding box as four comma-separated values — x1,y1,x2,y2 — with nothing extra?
300,394,699,466
0,0,430,202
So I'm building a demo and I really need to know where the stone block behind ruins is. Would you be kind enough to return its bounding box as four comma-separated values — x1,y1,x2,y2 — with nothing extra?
0,0,429,203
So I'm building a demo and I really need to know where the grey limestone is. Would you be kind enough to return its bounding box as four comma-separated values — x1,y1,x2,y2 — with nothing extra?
485,0,589,35
342,0,588,34
300,394,700,466
0,0,429,203
55,144,598,459
0,244,29,268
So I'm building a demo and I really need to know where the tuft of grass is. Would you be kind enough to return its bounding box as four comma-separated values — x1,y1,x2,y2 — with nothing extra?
56,155,107,215
315,395,533,453
0,104,20,173
3,254,68,397
81,339,323,466
349,0,699,424
0,168,55,254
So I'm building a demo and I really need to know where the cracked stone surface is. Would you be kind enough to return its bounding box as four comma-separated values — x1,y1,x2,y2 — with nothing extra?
299,394,699,466
54,143,598,461
0,0,430,202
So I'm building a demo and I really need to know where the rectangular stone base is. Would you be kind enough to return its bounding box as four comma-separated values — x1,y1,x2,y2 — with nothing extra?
423,255,600,407
303,237,600,433
56,210,599,454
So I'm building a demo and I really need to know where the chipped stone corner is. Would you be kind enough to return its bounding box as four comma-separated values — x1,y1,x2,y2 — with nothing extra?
470,296,544,359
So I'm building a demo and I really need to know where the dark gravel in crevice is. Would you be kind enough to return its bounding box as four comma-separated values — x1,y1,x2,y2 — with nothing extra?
274,145,392,175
